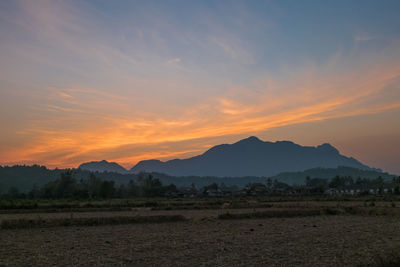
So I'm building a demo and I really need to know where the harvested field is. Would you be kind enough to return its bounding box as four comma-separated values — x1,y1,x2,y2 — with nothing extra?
1,200,399,226
1,215,400,266
1,199,400,266
0,208,275,224
1,197,398,213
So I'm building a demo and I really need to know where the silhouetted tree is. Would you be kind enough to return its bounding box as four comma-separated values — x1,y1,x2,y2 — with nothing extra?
55,171,77,198
99,181,115,199
394,186,400,195
8,187,20,198
266,178,273,188
87,173,102,199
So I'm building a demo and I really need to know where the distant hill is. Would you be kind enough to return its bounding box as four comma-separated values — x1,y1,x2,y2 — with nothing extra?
130,136,373,177
78,160,128,174
270,166,395,185
0,165,133,193
0,165,63,192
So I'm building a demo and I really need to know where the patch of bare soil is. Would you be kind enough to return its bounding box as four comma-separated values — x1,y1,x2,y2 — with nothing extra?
1,215,399,266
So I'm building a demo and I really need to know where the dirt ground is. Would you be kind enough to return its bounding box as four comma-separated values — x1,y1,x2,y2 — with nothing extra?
1,214,400,266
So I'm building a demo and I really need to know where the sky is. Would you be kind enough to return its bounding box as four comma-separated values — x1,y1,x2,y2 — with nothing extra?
0,0,400,174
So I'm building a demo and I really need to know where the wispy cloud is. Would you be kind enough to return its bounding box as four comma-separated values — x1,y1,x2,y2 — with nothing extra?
167,58,181,64
354,32,374,42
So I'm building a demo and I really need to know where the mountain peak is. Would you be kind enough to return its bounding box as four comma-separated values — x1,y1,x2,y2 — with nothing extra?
317,143,339,154
236,136,263,144
78,160,127,173
275,140,295,145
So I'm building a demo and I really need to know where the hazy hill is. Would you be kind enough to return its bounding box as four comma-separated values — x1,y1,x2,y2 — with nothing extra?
130,136,372,177
0,165,133,193
78,160,128,174
0,165,63,192
270,166,394,185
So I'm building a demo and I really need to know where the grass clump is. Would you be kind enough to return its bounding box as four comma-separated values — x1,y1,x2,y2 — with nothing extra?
218,208,325,220
218,207,348,220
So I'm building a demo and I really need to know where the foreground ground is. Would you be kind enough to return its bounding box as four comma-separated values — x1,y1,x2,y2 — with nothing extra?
1,198,400,266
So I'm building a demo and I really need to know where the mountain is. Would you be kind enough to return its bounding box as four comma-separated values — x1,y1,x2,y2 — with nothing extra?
78,160,128,174
130,136,373,177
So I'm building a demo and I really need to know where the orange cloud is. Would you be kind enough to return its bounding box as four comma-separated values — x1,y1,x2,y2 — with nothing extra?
2,56,399,169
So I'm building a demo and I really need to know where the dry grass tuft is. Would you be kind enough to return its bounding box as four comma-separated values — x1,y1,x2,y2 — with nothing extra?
0,214,187,229
218,208,327,220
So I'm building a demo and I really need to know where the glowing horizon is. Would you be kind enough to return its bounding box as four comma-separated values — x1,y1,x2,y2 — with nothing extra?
1,0,400,174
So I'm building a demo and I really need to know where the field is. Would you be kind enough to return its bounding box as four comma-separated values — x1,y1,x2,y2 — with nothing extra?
1,197,400,266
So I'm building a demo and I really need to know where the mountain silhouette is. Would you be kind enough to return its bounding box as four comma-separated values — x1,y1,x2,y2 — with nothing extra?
129,136,372,177
78,160,128,173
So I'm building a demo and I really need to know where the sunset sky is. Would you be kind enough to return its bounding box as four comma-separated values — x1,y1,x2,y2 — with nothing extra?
1,0,399,174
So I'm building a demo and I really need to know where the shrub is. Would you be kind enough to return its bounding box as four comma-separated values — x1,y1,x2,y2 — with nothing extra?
325,207,344,215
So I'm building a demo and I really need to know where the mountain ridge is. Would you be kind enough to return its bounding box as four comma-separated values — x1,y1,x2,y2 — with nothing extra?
77,137,374,176
129,136,372,177
78,160,128,174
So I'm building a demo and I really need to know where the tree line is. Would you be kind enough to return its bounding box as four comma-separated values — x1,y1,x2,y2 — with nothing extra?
2,171,400,199
306,175,400,193
2,171,176,199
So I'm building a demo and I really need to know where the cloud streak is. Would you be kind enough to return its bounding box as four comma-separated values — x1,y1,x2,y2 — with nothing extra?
2,46,399,168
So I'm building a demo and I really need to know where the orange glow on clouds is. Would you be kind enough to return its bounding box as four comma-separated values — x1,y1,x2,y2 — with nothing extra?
1,54,400,169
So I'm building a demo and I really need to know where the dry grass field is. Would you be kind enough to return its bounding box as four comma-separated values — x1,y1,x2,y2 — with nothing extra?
1,198,400,266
